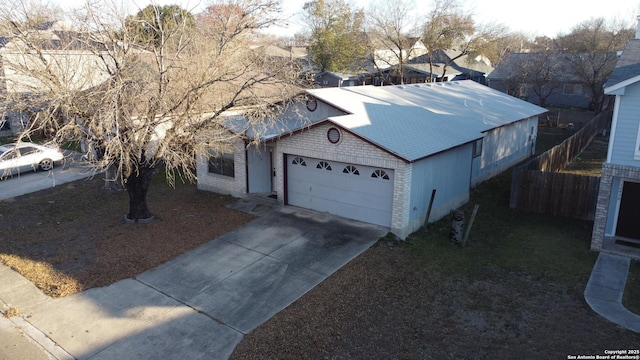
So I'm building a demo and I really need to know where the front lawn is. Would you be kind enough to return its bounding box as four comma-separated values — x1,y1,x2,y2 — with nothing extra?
0,173,254,297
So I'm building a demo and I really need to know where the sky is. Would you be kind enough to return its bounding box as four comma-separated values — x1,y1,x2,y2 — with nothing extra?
53,0,640,38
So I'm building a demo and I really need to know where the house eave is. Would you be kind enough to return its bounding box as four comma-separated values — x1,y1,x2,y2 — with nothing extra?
605,74,640,95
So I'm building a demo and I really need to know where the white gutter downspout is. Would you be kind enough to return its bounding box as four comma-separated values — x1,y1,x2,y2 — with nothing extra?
606,95,620,163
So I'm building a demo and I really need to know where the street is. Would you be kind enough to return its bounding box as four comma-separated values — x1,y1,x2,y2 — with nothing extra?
0,152,97,201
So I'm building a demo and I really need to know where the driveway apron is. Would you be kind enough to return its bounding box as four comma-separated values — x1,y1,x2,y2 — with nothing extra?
14,206,388,359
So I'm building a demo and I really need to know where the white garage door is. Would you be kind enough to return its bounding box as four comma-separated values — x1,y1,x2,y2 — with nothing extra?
286,155,394,227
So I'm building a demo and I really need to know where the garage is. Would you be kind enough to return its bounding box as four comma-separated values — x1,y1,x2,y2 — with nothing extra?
286,154,394,227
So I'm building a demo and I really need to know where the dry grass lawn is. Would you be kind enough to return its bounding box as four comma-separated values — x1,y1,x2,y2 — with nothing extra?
0,175,254,297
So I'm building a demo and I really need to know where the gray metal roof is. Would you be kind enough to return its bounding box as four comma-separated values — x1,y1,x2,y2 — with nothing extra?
307,80,547,161
402,63,458,77
605,39,640,90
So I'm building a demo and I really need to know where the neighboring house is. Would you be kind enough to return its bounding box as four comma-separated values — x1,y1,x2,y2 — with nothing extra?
591,17,640,259
197,80,546,239
370,38,427,71
376,63,453,85
374,49,493,85
0,22,111,137
409,50,494,84
487,52,603,109
259,44,312,74
314,71,364,87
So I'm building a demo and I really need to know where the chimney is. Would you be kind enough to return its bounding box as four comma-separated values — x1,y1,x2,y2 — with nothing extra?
637,15,640,39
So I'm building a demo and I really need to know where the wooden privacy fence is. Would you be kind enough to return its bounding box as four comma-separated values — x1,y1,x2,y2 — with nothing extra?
509,110,612,221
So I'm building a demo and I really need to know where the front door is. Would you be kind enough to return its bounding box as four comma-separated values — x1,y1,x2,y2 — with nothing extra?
247,146,272,193
615,181,640,240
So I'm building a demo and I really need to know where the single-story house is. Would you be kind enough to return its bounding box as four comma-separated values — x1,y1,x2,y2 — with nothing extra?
197,80,546,239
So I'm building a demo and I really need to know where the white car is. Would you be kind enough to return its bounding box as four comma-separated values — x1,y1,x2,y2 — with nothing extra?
0,142,65,178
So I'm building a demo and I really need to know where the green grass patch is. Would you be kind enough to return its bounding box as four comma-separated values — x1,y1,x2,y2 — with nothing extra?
409,170,597,285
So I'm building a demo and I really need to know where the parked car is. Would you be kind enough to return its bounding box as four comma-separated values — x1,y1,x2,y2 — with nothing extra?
0,142,65,178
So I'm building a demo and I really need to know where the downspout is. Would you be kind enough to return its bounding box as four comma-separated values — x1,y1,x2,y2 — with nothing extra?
245,141,250,193
606,95,620,163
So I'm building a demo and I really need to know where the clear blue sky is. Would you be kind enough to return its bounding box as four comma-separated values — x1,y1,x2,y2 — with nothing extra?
55,0,640,38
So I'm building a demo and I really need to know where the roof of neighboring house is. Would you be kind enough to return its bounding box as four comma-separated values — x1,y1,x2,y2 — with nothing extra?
604,39,640,92
400,63,461,78
315,71,361,80
410,50,494,75
305,81,546,161
0,29,113,93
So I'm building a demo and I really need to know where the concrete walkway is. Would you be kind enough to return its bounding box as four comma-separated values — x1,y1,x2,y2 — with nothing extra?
0,203,387,359
584,252,640,333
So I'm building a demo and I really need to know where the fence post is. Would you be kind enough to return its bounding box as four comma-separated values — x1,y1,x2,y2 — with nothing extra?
509,166,523,209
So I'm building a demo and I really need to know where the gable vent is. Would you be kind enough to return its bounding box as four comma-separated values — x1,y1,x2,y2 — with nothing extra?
327,127,341,144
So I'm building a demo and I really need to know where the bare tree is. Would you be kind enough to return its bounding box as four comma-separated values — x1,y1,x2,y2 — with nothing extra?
420,0,506,82
556,17,634,112
501,52,563,109
366,0,421,84
0,0,301,222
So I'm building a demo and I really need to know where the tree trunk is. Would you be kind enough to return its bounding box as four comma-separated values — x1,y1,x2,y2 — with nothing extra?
125,165,156,222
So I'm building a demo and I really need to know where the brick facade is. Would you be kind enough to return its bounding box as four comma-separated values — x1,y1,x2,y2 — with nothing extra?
274,123,410,235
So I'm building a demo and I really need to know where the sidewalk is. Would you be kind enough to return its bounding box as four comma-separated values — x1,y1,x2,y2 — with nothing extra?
0,264,70,360
0,315,55,360
584,252,640,333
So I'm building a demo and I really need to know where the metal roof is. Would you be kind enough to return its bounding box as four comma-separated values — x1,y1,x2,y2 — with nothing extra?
307,80,547,161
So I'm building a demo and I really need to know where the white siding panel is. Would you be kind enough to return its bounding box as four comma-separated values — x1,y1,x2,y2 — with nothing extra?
472,117,537,185
407,144,472,235
610,83,640,166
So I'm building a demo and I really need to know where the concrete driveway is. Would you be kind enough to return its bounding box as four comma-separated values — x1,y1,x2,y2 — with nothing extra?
0,203,388,359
